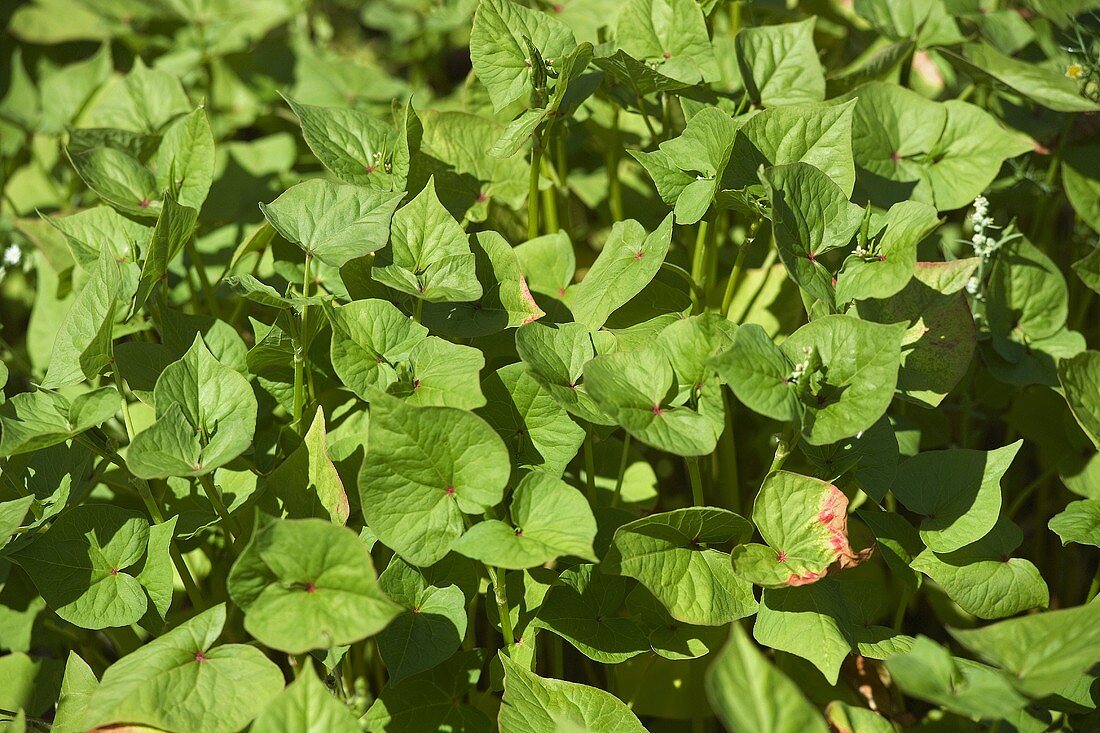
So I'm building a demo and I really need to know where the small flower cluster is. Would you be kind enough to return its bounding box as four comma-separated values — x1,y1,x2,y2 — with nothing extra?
789,346,813,383
368,150,392,174
965,196,999,297
852,242,873,259
0,244,21,280
969,195,999,257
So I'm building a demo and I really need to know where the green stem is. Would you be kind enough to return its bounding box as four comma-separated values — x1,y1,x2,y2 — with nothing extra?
528,129,544,241
198,473,240,545
555,130,571,232
584,426,598,504
718,391,740,514
768,425,800,474
111,366,137,445
661,92,673,140
413,297,424,324
892,588,911,632
691,218,710,312
612,433,632,508
1007,465,1059,519
185,238,221,319
133,480,203,608
541,174,559,234
292,339,305,431
687,457,706,506
721,218,761,317
728,0,742,36
489,565,515,647
661,262,707,308
730,245,777,321
634,91,660,143
84,418,206,609
607,106,623,222
720,239,751,317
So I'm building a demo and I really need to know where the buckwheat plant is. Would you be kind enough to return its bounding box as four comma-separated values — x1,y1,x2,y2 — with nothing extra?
0,2,1098,732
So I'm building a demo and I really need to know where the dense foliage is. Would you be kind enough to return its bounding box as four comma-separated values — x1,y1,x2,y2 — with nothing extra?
1,0,1100,731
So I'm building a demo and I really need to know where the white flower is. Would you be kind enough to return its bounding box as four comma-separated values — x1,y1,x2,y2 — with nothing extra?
965,277,979,295
789,346,812,383
2,245,20,267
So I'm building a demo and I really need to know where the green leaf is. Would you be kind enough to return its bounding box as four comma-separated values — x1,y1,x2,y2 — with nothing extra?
1059,351,1100,449
705,623,830,733
886,636,1029,720
949,601,1100,697
250,663,360,733
731,471,868,588
260,179,403,268
802,415,900,499
67,146,160,218
855,258,979,407
911,518,1048,619
711,323,798,422
515,321,616,426
848,82,1032,210
45,205,150,270
633,109,736,224
926,101,1035,211
419,109,528,217
891,441,1022,553
736,18,826,107
727,100,857,196
82,604,285,733
359,396,511,566
373,178,482,302
283,96,404,190
453,472,596,569
825,701,899,733
478,363,586,477
262,407,350,524
364,650,492,732
128,335,258,479
0,653,62,719
615,0,718,85
228,518,401,654
835,201,940,303
11,505,157,629
0,387,119,457
377,557,467,682
584,347,720,456
423,230,544,337
0,496,33,551
50,653,98,733
603,507,756,625
470,0,577,112
854,0,964,47
593,50,692,97
41,248,120,388
498,652,648,732
754,582,854,684
1064,148,1100,236
569,214,673,329
780,315,906,446
762,162,864,307
534,564,649,664
327,299,486,409
943,43,1100,113
156,107,215,210
133,195,200,315
1049,499,1100,547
